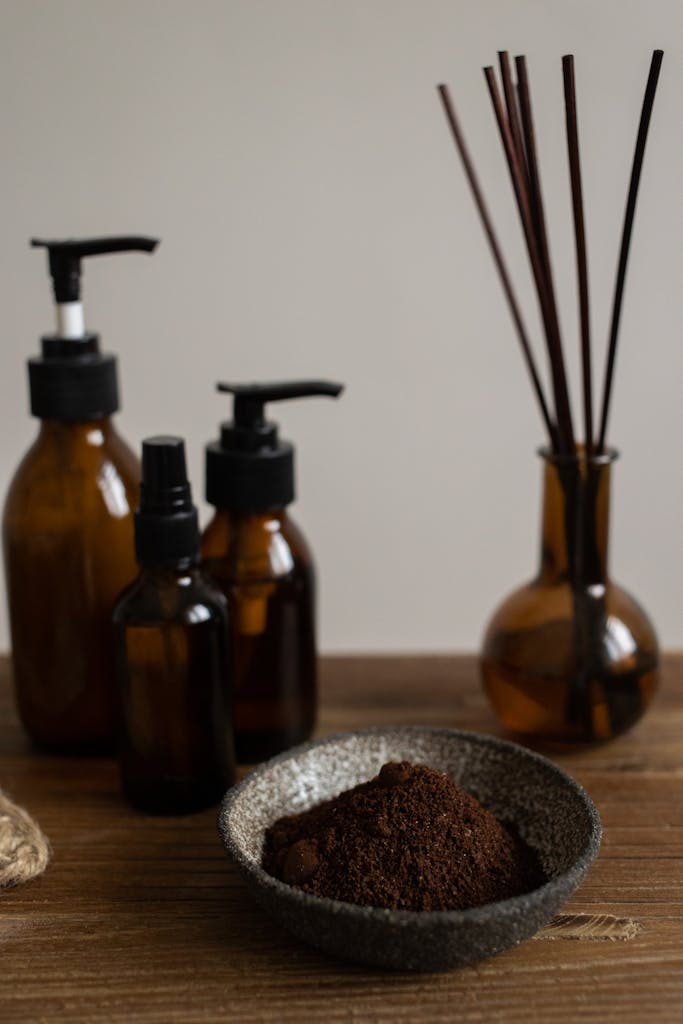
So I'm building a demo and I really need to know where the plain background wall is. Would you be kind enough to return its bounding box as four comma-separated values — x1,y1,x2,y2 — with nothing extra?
0,0,681,653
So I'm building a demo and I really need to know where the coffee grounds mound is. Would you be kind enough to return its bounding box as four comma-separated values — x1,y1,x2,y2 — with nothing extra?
262,761,546,911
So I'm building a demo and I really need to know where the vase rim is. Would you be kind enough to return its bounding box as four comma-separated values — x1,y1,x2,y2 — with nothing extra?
537,445,619,466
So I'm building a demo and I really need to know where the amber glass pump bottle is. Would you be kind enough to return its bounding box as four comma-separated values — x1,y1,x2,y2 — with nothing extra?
201,380,343,763
2,236,158,752
113,437,235,813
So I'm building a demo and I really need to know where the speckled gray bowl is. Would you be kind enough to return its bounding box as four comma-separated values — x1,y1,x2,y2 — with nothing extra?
218,727,601,971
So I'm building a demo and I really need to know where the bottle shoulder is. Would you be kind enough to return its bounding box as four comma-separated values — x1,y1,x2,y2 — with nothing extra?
201,509,314,583
102,423,141,486
279,513,314,562
484,576,657,643
7,419,138,480
3,419,140,529
4,433,46,506
113,569,228,627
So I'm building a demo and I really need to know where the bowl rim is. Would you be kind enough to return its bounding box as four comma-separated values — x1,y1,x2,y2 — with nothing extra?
218,725,602,926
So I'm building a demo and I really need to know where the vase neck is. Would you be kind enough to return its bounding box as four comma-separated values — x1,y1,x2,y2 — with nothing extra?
538,455,612,586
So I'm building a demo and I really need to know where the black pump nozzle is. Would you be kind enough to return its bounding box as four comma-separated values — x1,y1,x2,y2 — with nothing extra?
28,234,159,421
206,379,344,511
31,235,159,303
218,381,344,428
217,380,343,450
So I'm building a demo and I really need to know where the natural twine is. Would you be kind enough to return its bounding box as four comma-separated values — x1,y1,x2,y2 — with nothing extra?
0,789,51,888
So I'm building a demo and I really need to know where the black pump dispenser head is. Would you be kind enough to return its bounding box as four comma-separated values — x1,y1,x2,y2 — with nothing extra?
205,380,344,512
135,436,200,568
28,235,159,420
31,236,158,307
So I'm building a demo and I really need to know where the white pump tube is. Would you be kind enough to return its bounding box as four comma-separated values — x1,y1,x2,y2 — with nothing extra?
56,301,85,339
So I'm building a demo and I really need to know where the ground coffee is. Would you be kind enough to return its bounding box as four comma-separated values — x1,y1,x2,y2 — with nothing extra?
262,761,545,911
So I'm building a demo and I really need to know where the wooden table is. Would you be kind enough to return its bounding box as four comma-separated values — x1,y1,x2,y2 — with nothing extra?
1,655,681,1023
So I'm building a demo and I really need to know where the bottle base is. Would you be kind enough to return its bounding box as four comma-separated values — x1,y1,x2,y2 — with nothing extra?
26,733,117,757
481,656,659,744
121,775,234,815
235,726,313,765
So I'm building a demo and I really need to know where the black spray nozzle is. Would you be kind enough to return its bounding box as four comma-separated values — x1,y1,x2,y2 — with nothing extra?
140,436,193,515
217,380,344,432
31,235,159,303
136,436,199,567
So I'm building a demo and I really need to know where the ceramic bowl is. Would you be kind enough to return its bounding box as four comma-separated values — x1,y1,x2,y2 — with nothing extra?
218,727,601,971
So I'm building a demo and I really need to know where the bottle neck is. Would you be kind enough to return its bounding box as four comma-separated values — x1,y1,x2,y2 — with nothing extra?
206,506,293,579
208,506,289,542
138,561,199,583
538,453,613,586
37,416,117,448
214,506,288,523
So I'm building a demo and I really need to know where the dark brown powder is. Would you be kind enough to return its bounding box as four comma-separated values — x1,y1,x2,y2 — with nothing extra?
262,761,546,911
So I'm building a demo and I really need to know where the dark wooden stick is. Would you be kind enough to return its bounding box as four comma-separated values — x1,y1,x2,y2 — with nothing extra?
437,84,557,446
515,55,570,451
498,52,526,173
483,66,575,453
562,54,593,451
597,49,664,450
515,56,559,323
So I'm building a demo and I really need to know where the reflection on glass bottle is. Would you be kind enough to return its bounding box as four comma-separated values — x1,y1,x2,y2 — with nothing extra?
481,449,659,744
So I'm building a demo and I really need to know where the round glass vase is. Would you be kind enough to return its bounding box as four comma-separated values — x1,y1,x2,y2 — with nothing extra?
481,448,659,744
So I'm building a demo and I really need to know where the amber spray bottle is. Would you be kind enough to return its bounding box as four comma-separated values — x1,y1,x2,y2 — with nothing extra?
2,236,158,752
201,381,343,763
113,437,235,813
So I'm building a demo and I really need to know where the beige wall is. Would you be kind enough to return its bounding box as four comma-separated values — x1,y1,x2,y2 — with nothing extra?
0,0,681,652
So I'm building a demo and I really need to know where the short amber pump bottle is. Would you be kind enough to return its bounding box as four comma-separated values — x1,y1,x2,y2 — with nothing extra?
202,380,343,763
113,437,235,813
3,236,157,752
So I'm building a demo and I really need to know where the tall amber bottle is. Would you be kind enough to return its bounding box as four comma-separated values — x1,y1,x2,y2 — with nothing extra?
113,437,235,812
2,236,158,752
202,381,343,763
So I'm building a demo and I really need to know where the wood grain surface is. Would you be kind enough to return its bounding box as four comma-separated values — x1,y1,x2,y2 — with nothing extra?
1,654,681,1024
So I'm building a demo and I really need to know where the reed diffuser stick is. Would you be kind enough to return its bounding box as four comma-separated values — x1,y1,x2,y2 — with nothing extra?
514,55,568,445
483,66,575,453
498,52,526,174
562,54,594,452
439,50,664,456
597,50,664,450
437,85,557,445
515,57,555,298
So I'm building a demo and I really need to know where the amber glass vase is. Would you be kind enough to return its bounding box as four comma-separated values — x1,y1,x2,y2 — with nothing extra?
481,449,659,744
